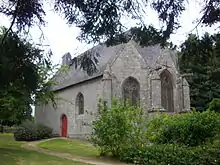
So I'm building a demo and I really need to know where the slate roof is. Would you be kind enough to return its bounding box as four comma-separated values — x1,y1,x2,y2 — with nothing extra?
51,43,126,91
51,41,178,91
134,43,178,68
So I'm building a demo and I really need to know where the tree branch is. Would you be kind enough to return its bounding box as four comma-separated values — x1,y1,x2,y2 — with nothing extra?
0,0,19,45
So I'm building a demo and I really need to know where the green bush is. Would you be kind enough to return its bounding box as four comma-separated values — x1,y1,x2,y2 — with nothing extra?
14,120,53,141
0,125,3,133
120,143,220,165
146,110,220,146
0,125,17,133
2,126,17,133
90,98,147,157
207,98,220,112
37,123,53,139
91,98,220,164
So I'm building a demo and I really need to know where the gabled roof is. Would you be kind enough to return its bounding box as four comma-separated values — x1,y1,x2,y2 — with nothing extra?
51,43,126,91
51,41,178,91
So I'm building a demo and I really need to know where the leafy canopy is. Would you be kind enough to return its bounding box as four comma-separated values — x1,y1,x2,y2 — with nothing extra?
0,27,56,126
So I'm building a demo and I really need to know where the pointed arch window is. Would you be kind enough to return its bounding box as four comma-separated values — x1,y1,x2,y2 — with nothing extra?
160,70,174,112
122,77,140,106
76,92,84,115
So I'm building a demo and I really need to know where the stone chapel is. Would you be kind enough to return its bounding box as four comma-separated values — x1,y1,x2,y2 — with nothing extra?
35,40,190,138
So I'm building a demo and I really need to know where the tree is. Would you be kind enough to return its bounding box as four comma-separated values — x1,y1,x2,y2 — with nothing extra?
0,27,57,126
1,0,219,44
0,0,185,43
179,33,220,111
1,0,217,75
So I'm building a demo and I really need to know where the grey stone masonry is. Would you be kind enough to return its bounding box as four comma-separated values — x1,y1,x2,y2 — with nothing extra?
35,40,190,138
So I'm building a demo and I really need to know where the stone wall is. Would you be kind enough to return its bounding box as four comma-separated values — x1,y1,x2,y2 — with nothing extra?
103,41,190,113
109,42,151,112
35,77,102,138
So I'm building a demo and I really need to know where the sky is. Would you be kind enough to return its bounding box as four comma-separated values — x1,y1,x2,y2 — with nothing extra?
0,0,219,66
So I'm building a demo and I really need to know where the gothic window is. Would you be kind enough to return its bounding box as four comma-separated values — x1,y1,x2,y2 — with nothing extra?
160,70,174,112
76,92,84,115
122,77,140,106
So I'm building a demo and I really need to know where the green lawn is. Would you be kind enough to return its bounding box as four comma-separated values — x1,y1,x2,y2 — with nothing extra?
38,139,123,163
0,134,89,165
38,139,99,157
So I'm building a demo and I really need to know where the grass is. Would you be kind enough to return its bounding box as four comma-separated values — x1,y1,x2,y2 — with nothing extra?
38,139,99,157
0,133,89,165
38,138,123,163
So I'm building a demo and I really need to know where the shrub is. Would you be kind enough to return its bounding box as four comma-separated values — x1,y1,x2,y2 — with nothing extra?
207,98,220,112
90,98,147,157
146,110,220,146
37,123,53,139
91,98,220,164
2,126,17,133
0,125,3,133
14,120,53,141
120,143,220,165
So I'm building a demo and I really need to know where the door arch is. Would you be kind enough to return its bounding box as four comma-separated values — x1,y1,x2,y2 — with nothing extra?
61,114,68,137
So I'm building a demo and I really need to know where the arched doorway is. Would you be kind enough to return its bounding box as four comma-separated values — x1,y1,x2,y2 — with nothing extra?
61,114,68,137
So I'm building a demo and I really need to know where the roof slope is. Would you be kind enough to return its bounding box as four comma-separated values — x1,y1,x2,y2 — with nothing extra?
51,43,126,91
51,41,178,91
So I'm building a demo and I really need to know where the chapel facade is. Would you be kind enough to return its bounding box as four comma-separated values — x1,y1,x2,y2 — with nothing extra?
35,40,190,138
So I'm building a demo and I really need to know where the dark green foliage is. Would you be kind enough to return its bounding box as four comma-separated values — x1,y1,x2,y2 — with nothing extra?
146,111,220,146
1,126,17,133
0,27,39,125
0,0,45,30
0,125,3,133
207,98,220,112
1,0,219,45
14,123,39,141
152,0,185,39
179,33,220,111
14,120,53,141
0,27,57,126
36,123,54,139
120,111,220,165
0,0,185,44
202,0,220,25
120,143,220,165
105,26,175,48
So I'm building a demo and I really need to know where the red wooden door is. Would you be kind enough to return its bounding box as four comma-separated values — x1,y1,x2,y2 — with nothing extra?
61,114,67,137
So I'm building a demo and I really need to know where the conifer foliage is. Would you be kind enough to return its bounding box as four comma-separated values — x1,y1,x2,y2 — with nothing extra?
179,33,220,111
2,0,219,44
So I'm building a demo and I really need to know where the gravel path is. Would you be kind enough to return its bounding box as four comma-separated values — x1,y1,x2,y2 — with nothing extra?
21,138,130,165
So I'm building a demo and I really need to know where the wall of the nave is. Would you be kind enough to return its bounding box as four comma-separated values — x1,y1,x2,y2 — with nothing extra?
35,77,102,138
